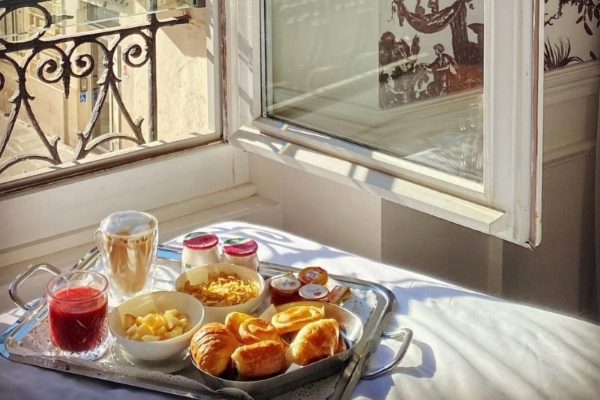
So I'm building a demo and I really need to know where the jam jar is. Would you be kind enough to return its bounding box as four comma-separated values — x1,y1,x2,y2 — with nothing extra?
270,273,302,297
181,232,220,272
221,237,260,271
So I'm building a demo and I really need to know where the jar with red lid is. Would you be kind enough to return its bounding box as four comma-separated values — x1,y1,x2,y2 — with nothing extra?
181,232,220,272
221,237,260,271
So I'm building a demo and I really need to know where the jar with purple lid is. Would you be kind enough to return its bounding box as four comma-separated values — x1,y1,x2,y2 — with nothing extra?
181,232,220,272
221,237,260,271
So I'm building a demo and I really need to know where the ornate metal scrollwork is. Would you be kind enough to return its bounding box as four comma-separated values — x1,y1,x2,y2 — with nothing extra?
0,0,190,176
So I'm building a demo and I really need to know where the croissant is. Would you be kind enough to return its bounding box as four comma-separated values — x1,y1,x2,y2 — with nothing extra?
225,311,253,342
231,340,287,380
271,305,325,335
238,317,282,345
335,329,347,354
286,318,339,366
190,322,238,376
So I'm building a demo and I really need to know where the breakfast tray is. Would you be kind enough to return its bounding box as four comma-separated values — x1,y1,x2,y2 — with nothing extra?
1,247,411,400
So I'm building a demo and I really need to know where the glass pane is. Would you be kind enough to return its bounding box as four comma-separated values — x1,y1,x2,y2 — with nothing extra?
264,0,485,182
0,7,213,182
0,1,200,40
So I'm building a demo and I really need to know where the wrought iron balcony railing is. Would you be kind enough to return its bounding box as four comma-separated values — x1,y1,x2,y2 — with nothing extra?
0,0,204,190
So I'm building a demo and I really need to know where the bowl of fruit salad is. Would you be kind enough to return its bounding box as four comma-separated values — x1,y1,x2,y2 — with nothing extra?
108,291,204,361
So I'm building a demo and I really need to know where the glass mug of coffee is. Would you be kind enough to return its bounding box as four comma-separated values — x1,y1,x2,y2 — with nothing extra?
47,270,109,360
95,211,159,303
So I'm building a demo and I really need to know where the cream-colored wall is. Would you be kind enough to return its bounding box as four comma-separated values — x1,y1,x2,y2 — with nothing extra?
131,8,210,141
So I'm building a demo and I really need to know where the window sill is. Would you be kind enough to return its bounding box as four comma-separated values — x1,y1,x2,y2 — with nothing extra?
0,142,253,266
229,127,508,238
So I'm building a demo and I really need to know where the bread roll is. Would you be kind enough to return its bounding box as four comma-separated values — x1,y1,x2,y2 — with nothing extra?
231,340,287,380
225,311,252,342
286,318,339,366
271,305,325,335
239,317,281,345
190,322,238,376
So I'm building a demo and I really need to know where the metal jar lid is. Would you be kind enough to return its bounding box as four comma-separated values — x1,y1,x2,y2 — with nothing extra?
299,284,329,301
182,232,219,250
222,238,258,256
270,273,302,296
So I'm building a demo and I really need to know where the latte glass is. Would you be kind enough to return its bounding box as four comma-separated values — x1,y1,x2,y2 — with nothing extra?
95,211,159,303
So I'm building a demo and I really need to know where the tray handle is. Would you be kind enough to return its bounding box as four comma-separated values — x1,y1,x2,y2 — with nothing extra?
361,328,413,380
9,263,61,310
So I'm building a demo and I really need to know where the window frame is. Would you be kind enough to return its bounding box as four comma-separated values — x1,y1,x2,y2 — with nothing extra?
226,0,543,247
0,1,222,196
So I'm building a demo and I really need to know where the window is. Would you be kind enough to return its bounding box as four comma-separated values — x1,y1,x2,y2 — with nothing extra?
228,0,543,247
0,0,219,193
0,1,251,273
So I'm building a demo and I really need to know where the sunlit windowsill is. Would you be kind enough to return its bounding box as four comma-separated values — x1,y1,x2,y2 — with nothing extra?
229,126,508,240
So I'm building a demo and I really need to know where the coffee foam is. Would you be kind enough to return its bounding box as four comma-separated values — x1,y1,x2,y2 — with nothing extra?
101,211,156,237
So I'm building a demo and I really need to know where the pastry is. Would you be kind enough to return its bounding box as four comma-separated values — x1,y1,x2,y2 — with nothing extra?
190,322,238,376
286,318,339,366
231,340,287,380
225,311,252,342
238,317,281,345
271,305,325,335
335,330,347,354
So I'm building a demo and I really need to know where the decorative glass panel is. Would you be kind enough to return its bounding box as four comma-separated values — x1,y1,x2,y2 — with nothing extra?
264,0,485,182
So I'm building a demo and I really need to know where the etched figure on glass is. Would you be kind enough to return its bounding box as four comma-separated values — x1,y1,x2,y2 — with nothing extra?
379,0,483,109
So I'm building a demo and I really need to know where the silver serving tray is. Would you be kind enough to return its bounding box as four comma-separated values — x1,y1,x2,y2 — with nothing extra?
1,247,412,400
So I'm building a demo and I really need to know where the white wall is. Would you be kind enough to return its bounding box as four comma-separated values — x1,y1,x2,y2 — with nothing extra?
249,154,382,262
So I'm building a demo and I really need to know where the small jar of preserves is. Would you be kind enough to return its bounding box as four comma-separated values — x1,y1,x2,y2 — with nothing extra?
299,284,329,301
221,238,260,271
270,273,302,297
298,266,328,286
181,232,220,272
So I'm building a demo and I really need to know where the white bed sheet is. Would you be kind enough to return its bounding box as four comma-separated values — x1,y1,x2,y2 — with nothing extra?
1,221,599,400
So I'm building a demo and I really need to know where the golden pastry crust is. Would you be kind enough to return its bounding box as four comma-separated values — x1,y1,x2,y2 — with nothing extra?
225,311,253,342
231,340,287,380
238,317,281,345
271,305,325,335
190,322,238,376
286,318,339,366
335,329,347,354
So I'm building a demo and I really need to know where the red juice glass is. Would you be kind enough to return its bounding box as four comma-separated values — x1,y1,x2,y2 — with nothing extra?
47,271,109,359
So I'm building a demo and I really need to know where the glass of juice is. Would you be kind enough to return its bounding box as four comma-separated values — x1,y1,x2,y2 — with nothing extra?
46,271,109,360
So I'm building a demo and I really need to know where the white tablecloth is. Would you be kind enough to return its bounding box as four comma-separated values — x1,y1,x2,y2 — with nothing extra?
1,221,599,400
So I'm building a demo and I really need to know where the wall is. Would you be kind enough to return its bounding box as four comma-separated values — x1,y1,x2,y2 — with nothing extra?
249,154,382,262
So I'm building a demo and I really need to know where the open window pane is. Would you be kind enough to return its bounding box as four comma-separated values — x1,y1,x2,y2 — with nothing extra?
264,0,485,182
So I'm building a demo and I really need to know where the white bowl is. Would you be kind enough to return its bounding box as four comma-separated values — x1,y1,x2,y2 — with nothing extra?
174,263,266,324
108,291,204,362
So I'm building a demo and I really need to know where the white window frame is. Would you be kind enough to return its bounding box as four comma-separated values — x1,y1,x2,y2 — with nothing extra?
226,0,543,248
